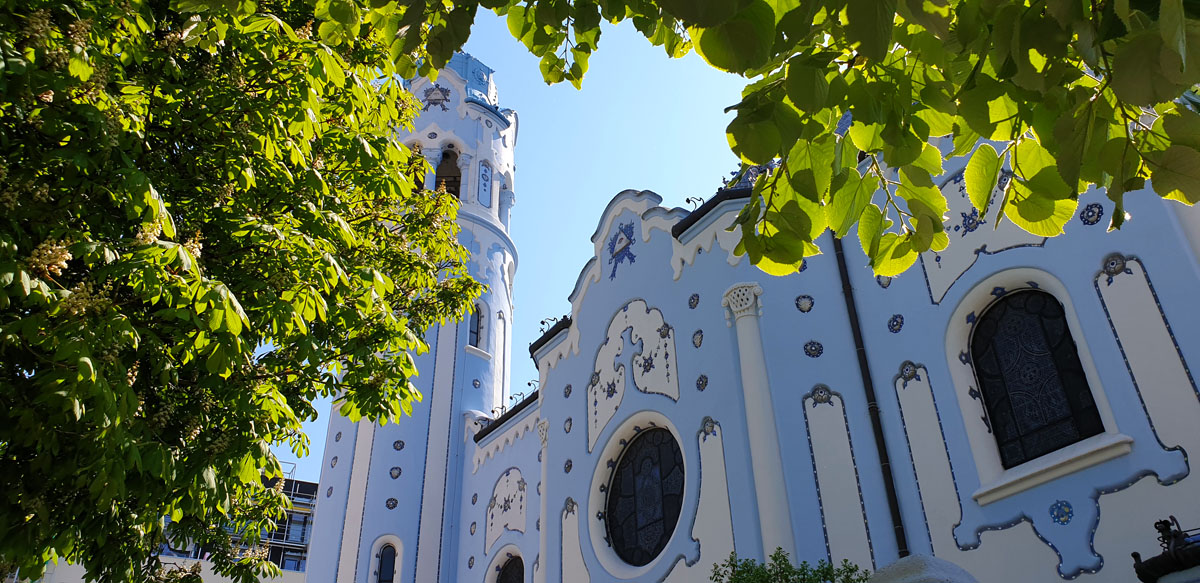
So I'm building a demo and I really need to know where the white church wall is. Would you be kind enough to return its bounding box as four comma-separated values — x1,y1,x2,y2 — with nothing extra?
844,164,1200,582
310,54,1200,583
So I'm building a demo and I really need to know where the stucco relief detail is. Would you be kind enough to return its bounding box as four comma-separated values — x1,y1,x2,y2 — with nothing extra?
588,300,680,451
722,282,763,324
478,161,492,207
920,169,1045,303
485,467,527,552
661,418,735,582
472,412,541,473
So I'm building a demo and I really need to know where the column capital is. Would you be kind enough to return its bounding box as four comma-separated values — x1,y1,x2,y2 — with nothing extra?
722,282,763,325
421,147,444,165
456,152,473,172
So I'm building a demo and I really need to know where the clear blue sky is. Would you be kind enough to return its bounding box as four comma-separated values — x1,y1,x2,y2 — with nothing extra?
278,12,748,482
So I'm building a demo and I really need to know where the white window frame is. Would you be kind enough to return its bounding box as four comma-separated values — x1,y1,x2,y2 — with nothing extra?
944,268,1131,505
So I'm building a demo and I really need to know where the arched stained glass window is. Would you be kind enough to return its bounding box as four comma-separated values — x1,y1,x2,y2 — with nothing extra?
971,290,1103,469
604,427,685,566
497,556,523,583
377,544,396,583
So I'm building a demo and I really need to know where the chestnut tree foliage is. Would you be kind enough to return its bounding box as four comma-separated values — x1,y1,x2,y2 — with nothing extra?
393,0,1200,276
0,0,479,581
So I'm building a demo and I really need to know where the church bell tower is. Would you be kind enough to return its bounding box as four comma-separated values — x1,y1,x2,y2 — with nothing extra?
306,52,519,583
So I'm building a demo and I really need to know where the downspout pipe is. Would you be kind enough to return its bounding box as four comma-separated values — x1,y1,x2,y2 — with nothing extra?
832,236,911,559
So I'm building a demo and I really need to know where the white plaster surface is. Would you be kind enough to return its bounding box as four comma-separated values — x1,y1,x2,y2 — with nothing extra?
805,394,874,570
560,500,590,583
414,322,460,582
588,300,679,450
895,366,961,557
472,411,540,473
336,420,375,583
662,420,736,582
485,467,528,552
898,367,1069,581
1096,258,1200,453
920,170,1044,304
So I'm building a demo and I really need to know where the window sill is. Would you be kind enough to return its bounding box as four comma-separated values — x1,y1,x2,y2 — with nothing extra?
972,432,1134,506
464,345,492,360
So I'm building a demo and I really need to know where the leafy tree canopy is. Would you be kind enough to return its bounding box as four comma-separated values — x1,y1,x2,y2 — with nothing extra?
0,0,479,580
392,0,1200,276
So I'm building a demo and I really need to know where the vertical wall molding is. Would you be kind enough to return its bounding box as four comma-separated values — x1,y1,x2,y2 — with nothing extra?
722,282,797,558
336,421,376,583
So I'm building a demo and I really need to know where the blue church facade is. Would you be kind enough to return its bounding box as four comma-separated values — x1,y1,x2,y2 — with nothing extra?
306,54,1200,583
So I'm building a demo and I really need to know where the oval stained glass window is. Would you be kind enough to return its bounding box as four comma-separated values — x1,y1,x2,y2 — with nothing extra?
604,427,685,566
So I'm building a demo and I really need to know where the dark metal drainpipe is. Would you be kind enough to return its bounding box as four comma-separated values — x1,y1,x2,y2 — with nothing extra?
832,236,911,558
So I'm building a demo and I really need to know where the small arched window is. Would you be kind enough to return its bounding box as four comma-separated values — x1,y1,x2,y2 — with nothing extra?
435,149,461,198
497,556,523,583
377,544,396,583
468,306,482,349
971,290,1104,468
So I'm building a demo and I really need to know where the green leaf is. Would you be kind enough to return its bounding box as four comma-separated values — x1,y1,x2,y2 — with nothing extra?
1006,176,1078,235
727,99,798,164
658,0,750,26
202,466,217,492
858,203,884,259
238,455,259,483
786,134,835,200
911,143,944,176
785,60,829,112
873,233,919,276
846,0,898,62
825,170,873,236
1100,137,1142,184
1111,30,1188,105
882,124,923,167
965,143,1003,213
691,1,776,73
848,121,884,152
1003,138,1075,235
1160,0,1187,70
1162,107,1200,151
78,357,96,382
1149,145,1200,204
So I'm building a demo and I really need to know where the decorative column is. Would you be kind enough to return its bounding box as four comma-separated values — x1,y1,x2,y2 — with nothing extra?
421,147,443,191
722,282,796,559
536,416,550,583
456,152,474,202
499,185,515,229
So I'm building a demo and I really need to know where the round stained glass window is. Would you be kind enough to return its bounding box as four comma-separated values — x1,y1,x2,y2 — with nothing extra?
604,427,685,566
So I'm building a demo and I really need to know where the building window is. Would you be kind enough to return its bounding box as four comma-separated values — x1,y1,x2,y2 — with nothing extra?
285,513,309,544
971,290,1104,469
281,551,306,572
378,544,396,583
604,427,685,566
435,150,461,198
497,556,523,583
468,305,482,348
